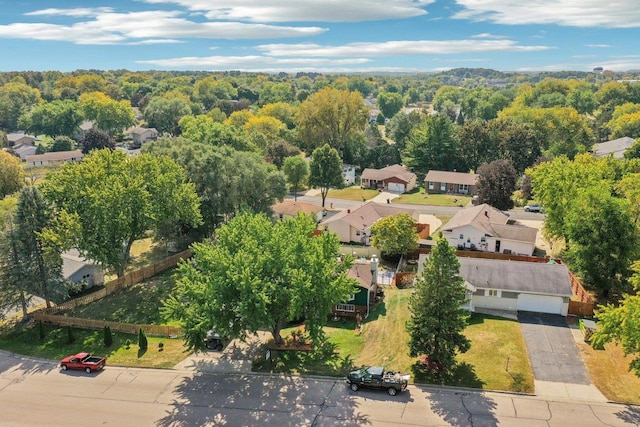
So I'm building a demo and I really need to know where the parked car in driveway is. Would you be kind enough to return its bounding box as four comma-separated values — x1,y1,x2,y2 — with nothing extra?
60,352,106,373
524,203,542,212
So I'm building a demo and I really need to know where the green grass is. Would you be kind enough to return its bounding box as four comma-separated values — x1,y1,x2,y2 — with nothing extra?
325,186,379,201
64,269,179,325
0,322,189,369
393,189,471,206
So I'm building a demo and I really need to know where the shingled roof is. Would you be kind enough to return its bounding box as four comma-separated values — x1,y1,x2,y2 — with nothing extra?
361,164,415,184
424,170,478,186
321,201,418,232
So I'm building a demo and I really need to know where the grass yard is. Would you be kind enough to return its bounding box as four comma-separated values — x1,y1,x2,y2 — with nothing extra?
64,269,179,325
325,186,379,201
393,190,471,206
0,322,189,369
577,338,640,404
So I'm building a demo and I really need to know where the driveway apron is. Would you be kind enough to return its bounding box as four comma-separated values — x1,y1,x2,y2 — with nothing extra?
517,311,590,384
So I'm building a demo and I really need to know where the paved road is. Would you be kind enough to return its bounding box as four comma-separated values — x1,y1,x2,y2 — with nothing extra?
0,351,637,426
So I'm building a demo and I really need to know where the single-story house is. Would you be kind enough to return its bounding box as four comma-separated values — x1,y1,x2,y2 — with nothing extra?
440,204,538,256
12,142,37,160
25,150,84,167
127,126,159,146
593,136,636,159
361,164,417,193
343,163,356,186
7,132,37,147
75,121,94,140
333,257,379,318
418,255,573,316
272,199,325,223
424,170,478,195
320,201,420,245
62,249,104,287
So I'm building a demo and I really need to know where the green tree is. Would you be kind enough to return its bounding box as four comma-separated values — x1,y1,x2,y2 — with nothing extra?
103,326,113,347
385,110,423,151
67,326,75,344
283,156,309,201
0,151,25,199
163,212,358,350
41,150,202,277
144,96,192,135
371,213,419,257
80,128,114,154
406,238,470,373
308,144,345,208
50,136,74,152
377,92,404,119
179,115,255,152
0,224,34,320
18,100,83,138
476,160,518,210
138,328,148,350
265,139,301,169
79,92,134,136
403,114,461,176
457,119,499,172
0,78,42,130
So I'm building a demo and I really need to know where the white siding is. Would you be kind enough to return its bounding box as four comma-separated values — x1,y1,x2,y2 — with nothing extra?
517,294,567,315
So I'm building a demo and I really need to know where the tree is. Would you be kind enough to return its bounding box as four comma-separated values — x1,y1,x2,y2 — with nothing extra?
265,139,301,169
0,151,24,199
283,156,308,201
385,110,422,151
103,326,113,347
18,100,83,138
79,92,134,136
457,119,499,172
0,224,33,320
377,92,403,119
371,213,419,257
403,114,461,176
295,87,367,153
163,212,358,351
179,115,255,152
476,160,518,210
0,78,42,130
308,144,345,208
50,136,74,152
138,328,148,350
41,150,202,277
406,237,470,373
143,96,192,135
80,128,114,154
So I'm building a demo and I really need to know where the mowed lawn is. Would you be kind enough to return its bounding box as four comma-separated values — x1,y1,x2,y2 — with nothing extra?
325,186,379,201
393,190,471,206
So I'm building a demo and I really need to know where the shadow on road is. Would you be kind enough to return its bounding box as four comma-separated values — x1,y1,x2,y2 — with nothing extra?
427,388,498,427
616,405,640,426
0,350,57,380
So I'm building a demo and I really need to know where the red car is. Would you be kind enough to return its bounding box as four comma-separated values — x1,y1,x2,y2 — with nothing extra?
60,352,106,373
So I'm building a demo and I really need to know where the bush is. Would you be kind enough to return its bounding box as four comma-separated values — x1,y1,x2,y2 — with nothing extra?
38,320,45,340
158,342,164,352
138,328,148,350
66,326,75,344
125,339,131,349
103,326,113,347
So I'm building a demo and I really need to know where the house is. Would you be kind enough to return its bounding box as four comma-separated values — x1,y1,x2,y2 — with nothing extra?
25,150,84,167
62,249,104,287
127,126,159,146
593,136,636,159
361,164,417,193
272,199,325,223
342,163,356,186
12,142,37,160
440,203,538,256
333,257,379,318
7,132,37,147
424,170,478,195
320,201,420,245
417,255,573,316
75,121,94,140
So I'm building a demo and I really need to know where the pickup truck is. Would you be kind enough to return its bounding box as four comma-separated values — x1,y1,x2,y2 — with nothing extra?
346,366,410,396
60,352,106,373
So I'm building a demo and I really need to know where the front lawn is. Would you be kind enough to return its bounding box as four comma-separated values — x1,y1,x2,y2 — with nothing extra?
325,186,379,201
393,190,471,206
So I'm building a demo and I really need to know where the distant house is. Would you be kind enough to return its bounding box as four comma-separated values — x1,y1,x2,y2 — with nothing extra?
361,164,417,193
342,163,356,186
7,132,38,147
25,150,84,167
593,136,636,159
333,257,379,318
62,249,104,287
75,121,94,140
440,204,538,256
127,126,159,146
320,201,420,245
272,199,325,223
417,255,573,316
424,170,478,195
12,142,37,160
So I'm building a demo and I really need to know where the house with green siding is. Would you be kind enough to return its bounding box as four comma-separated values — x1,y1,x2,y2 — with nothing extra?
333,257,379,318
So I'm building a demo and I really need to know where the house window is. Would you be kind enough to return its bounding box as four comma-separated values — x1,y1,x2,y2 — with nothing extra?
356,230,361,236
440,183,447,191
428,182,434,190
480,236,486,242
336,304,355,312
502,291,518,299
348,294,355,301
459,234,464,240
487,290,499,297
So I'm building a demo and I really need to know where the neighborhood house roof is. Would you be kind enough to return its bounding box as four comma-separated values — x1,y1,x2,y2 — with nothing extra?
457,257,573,297
348,261,375,290
7,132,38,143
593,136,635,159
128,126,158,135
62,249,98,279
361,164,415,184
26,150,84,163
272,200,323,216
321,201,418,232
424,170,478,186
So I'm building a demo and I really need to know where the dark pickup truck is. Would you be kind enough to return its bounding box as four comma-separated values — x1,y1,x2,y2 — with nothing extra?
346,366,410,396
60,352,106,373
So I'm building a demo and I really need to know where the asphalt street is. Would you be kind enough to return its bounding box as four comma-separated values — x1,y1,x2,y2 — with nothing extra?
0,351,637,427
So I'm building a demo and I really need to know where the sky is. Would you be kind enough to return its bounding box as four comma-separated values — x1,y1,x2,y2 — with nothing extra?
0,0,639,73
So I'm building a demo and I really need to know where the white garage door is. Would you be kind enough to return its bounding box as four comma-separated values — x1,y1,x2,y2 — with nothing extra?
387,182,405,193
517,294,564,315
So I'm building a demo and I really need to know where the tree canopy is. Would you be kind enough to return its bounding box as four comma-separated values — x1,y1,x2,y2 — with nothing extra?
476,159,518,211
283,156,308,201
0,151,24,199
163,212,358,351
371,213,419,257
308,144,344,208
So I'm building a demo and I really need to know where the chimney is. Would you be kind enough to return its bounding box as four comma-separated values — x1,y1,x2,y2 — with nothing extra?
347,209,351,213
484,210,489,218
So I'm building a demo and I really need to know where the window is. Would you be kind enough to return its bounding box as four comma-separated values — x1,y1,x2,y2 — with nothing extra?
480,236,486,242
459,234,464,240
348,294,355,301
336,304,355,312
487,290,499,297
355,230,361,236
440,183,447,191
502,291,518,299
428,182,434,190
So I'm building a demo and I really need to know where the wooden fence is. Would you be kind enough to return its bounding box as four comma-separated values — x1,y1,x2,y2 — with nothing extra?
42,249,193,315
568,271,595,317
33,313,182,337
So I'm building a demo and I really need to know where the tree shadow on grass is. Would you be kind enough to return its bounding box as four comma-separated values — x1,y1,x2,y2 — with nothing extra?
412,360,485,389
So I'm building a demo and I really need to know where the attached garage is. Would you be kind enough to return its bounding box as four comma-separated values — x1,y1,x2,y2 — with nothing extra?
387,182,406,193
517,294,565,315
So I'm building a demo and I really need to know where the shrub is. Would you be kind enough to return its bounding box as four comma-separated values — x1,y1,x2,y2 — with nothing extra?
103,326,113,347
138,328,148,350
158,342,164,352
125,339,131,349
66,326,75,344
38,320,45,340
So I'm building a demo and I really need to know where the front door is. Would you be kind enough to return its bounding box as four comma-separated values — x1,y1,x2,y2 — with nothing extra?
495,240,501,253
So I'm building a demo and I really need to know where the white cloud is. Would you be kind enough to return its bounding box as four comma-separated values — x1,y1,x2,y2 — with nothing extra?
572,55,596,59
453,0,640,28
0,10,326,45
257,39,551,57
471,33,508,39
25,7,114,17
141,0,433,22
136,55,371,69
585,44,612,48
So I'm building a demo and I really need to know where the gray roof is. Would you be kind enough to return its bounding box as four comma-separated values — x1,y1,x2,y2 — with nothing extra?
593,136,636,159
458,257,572,297
424,170,478,185
348,261,375,290
62,249,99,279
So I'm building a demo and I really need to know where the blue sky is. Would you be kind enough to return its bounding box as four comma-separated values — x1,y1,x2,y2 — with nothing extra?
0,0,639,73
